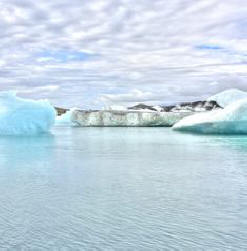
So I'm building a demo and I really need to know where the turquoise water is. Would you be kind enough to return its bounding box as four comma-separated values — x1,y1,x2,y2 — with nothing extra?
0,127,247,250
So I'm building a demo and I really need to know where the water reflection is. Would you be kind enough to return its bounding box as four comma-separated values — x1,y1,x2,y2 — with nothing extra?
0,133,55,167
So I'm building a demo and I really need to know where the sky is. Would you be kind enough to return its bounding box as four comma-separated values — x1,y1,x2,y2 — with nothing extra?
0,0,246,108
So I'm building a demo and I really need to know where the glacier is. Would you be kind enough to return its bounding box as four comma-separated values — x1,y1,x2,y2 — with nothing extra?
71,110,192,127
207,89,247,108
173,98,247,134
0,92,56,135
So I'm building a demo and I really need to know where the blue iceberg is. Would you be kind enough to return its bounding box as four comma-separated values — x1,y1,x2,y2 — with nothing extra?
173,98,247,134
0,92,56,135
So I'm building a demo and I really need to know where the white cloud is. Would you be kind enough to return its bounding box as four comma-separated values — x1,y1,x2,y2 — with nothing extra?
0,0,246,108
17,85,59,94
100,89,157,106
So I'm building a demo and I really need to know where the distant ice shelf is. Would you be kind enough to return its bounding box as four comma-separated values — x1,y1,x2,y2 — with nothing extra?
71,110,193,127
54,97,221,127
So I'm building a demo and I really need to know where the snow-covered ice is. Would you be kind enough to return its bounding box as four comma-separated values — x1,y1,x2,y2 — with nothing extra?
0,91,56,135
72,110,192,127
173,98,247,134
207,89,247,107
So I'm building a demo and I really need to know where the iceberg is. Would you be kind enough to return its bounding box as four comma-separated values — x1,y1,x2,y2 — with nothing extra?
207,89,247,107
55,108,79,126
0,91,56,135
173,98,247,134
71,110,192,127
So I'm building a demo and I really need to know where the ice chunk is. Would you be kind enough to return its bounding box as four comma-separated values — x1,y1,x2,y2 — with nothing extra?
207,89,247,107
55,108,79,126
0,91,56,135
173,99,247,134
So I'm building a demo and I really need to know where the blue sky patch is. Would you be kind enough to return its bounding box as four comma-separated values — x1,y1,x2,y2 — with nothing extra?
196,44,223,50
37,50,97,62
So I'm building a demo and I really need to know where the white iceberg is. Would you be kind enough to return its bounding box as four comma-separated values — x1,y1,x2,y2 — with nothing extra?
207,88,247,107
72,110,192,127
0,91,56,135
173,98,247,134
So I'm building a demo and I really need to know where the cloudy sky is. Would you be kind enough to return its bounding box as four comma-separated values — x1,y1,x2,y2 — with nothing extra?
0,0,246,108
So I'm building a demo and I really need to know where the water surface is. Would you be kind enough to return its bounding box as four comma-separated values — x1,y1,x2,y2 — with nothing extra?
0,127,246,249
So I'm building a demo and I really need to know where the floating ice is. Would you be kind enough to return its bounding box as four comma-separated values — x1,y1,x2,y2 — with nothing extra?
0,91,56,135
173,98,247,134
207,89,247,107
55,108,79,126
72,110,192,127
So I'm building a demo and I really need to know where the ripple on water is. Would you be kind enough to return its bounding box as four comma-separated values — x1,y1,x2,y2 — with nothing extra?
0,127,246,249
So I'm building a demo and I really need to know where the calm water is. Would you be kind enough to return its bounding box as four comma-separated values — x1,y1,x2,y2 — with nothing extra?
0,127,247,250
